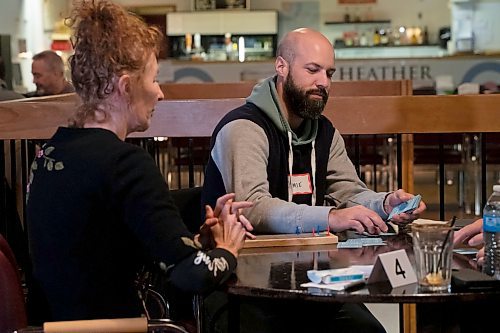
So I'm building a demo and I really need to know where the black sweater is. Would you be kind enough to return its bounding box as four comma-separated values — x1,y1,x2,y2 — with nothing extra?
27,127,236,321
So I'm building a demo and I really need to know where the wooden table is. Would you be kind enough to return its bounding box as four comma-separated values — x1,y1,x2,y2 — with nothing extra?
226,233,500,333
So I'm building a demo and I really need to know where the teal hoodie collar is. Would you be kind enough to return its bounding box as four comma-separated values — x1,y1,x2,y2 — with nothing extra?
246,76,318,146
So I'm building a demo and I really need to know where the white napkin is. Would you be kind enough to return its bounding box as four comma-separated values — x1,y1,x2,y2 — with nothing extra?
302,265,373,291
301,279,367,291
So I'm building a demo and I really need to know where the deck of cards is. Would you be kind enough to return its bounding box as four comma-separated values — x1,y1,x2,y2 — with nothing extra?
387,194,422,220
337,237,386,248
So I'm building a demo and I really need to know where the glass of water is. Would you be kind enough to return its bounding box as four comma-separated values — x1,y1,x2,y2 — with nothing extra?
411,222,454,292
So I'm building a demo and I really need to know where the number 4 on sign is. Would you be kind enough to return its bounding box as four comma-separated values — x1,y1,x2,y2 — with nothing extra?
367,249,417,288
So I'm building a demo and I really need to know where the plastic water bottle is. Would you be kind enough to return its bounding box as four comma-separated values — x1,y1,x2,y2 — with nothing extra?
483,185,500,279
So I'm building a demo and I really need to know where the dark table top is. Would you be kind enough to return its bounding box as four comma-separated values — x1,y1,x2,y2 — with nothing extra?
227,232,500,304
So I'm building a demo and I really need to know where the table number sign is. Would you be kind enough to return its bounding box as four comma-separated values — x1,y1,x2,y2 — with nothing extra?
368,249,417,288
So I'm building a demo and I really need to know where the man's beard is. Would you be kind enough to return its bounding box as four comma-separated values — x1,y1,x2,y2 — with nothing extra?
283,73,328,120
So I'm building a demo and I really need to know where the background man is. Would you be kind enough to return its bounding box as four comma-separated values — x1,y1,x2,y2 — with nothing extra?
24,50,74,97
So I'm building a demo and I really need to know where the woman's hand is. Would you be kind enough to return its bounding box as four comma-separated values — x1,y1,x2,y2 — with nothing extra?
197,193,255,251
208,199,248,258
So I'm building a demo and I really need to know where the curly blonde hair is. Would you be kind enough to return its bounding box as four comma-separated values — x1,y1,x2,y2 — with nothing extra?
66,0,162,127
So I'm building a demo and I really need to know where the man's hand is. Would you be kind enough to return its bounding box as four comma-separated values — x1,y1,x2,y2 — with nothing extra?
454,219,484,265
384,189,426,225
328,206,388,234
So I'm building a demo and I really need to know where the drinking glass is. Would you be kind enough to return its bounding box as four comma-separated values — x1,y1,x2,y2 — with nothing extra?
412,223,454,292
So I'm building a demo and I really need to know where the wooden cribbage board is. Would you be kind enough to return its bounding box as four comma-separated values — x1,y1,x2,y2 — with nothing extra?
243,233,338,248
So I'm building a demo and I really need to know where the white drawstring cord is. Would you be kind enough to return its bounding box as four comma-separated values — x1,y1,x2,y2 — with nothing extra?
311,139,316,206
287,131,293,202
288,133,317,206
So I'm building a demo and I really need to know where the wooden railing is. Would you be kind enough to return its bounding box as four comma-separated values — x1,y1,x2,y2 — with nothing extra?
2,92,498,138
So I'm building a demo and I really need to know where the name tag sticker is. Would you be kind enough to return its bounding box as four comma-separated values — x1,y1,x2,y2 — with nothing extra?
367,249,417,288
289,173,312,195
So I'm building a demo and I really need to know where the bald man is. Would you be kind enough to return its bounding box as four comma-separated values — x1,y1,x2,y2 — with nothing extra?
202,27,426,333
25,50,74,97
202,28,424,236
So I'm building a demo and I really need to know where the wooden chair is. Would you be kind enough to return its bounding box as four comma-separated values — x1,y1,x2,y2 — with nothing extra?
39,317,190,333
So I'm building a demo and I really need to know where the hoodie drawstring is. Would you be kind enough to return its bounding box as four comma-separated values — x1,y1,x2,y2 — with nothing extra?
287,131,293,202
311,139,316,206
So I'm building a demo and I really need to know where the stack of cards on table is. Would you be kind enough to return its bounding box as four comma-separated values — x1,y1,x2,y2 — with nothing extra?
302,265,373,291
337,237,386,248
387,194,421,220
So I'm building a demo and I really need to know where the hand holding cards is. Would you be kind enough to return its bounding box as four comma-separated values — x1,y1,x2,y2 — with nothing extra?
388,194,422,220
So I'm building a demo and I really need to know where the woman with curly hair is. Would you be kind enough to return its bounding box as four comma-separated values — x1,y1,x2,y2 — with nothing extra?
26,0,253,323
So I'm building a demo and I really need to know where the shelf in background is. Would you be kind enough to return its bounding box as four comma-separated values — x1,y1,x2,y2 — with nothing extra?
334,44,447,59
335,44,440,49
325,20,391,25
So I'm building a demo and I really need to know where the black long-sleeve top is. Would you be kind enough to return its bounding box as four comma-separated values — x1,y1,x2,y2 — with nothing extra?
26,127,236,321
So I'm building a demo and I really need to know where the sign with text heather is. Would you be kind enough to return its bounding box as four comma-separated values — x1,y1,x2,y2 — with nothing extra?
367,249,417,288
